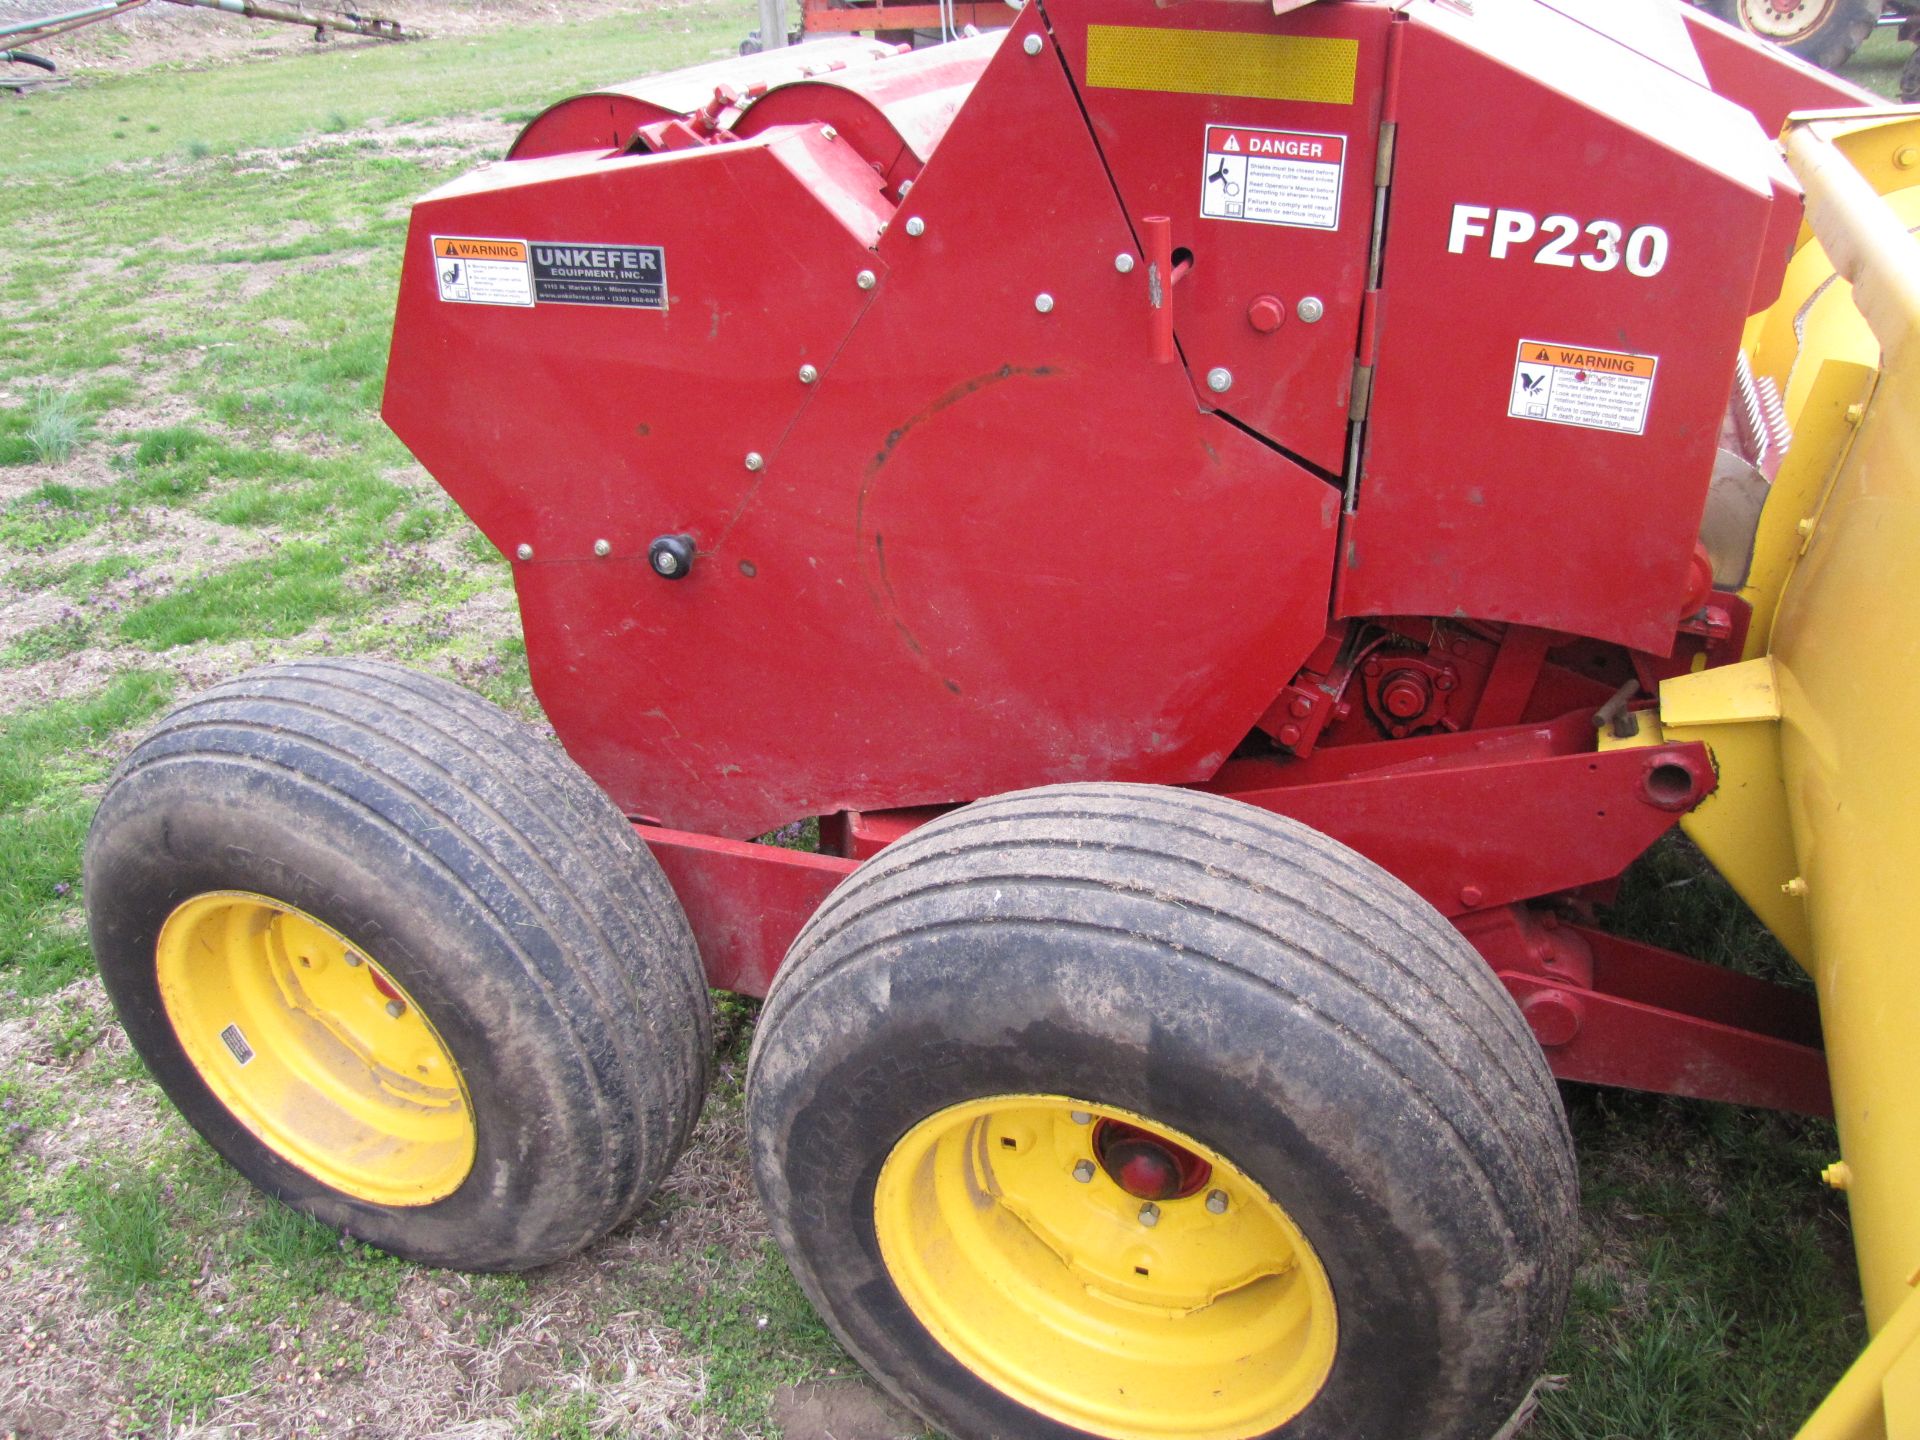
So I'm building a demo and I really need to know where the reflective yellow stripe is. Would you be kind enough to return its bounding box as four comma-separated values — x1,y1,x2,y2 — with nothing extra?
1084,24,1357,105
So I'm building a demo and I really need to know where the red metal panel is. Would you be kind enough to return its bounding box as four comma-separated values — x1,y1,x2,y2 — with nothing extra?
384,130,888,565
641,826,856,995
1202,711,1715,917
1338,0,1783,654
1679,3,1876,140
1045,0,1388,474
469,8,1338,838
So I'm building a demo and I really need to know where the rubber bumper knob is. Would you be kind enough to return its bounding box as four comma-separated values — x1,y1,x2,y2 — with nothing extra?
649,534,695,579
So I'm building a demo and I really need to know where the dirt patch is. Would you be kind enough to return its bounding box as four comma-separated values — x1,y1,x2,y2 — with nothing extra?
0,450,120,505
0,0,673,80
223,115,519,175
771,1381,922,1440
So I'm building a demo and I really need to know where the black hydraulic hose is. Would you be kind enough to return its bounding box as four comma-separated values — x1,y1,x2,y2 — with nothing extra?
2,49,57,69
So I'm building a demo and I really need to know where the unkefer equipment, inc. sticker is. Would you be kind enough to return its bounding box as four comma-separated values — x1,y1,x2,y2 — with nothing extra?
1508,339,1658,436
531,242,667,310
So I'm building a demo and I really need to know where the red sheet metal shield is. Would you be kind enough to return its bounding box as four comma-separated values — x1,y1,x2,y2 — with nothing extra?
1336,0,1785,654
1046,0,1388,475
427,9,1339,838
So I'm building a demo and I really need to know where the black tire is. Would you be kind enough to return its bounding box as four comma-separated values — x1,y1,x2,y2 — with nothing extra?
748,783,1576,1440
1699,0,1879,71
85,658,711,1271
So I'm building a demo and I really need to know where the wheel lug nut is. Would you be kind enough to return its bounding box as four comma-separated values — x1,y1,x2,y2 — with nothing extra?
1138,1202,1160,1227
1206,1189,1228,1214
384,999,406,1018
343,952,362,967
1072,1160,1095,1183
1069,1110,1091,1125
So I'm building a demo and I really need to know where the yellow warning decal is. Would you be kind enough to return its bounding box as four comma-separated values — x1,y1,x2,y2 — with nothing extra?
1521,342,1656,379
1510,339,1659,435
433,236,528,262
1085,25,1357,105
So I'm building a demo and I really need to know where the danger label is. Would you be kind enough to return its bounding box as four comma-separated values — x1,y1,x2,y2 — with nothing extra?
531,242,667,310
432,235,533,307
1201,125,1345,231
1508,340,1658,436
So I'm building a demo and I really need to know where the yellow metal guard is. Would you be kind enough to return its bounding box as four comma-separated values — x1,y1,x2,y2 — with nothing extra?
1671,108,1920,1440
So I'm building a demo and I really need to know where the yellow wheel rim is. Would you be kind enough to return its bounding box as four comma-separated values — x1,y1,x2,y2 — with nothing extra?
155,891,475,1206
873,1095,1338,1440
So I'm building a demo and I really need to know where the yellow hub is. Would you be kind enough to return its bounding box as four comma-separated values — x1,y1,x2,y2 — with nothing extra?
155,891,474,1206
873,1095,1338,1440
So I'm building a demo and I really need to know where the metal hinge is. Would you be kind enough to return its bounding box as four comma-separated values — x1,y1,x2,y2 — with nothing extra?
1349,362,1375,423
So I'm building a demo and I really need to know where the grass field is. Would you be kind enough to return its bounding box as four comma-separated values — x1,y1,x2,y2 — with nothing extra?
0,7,1884,1437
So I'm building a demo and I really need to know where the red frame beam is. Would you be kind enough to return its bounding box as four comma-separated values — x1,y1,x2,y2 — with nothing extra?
1201,711,1715,917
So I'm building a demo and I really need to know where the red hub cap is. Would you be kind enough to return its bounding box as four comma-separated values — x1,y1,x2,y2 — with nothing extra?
1093,1119,1214,1200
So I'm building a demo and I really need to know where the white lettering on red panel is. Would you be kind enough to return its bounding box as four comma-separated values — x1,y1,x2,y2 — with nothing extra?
1446,205,1670,278
1201,125,1346,231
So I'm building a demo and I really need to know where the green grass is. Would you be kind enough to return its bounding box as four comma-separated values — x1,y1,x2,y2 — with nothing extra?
0,671,174,994
24,389,83,465
660,1241,851,1433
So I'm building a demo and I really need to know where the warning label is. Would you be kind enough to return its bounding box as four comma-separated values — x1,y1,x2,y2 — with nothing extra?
1508,340,1658,436
432,236,533,307
530,242,667,310
1200,125,1345,231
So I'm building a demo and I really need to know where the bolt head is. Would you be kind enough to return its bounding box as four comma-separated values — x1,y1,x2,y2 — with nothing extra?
654,551,679,576
904,216,926,237
1022,32,1042,53
1070,1110,1092,1125
1297,295,1325,323
1289,695,1314,718
1520,990,1583,1049
1247,294,1286,333
593,538,611,557
820,124,837,141
1034,292,1055,314
343,951,363,967
384,999,406,1019
856,269,877,290
1206,367,1233,394
1072,1159,1095,1183
1138,1202,1160,1227
744,452,765,472
1114,253,1135,274
1206,1189,1228,1214
515,543,533,561
798,364,819,384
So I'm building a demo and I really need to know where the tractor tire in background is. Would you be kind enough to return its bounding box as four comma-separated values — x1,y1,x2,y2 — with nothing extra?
85,659,711,1271
1698,0,1881,71
747,783,1578,1440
